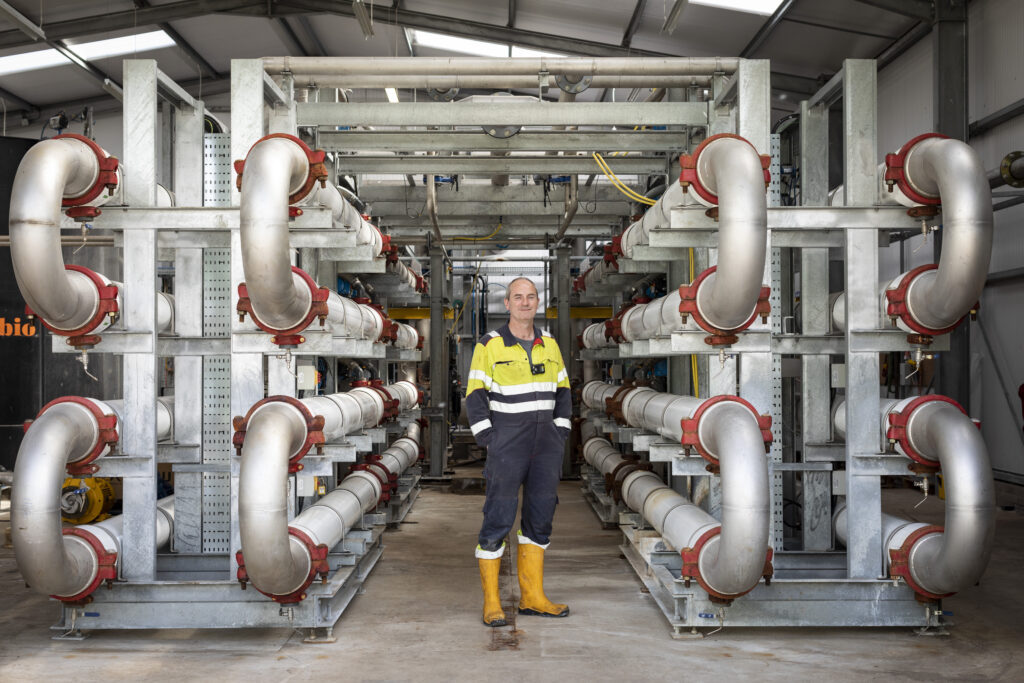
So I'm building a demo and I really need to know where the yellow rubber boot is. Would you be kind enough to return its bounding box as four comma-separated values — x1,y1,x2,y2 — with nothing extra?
479,558,507,627
517,543,569,617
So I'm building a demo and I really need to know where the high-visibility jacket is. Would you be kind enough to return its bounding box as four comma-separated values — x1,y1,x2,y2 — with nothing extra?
465,324,572,447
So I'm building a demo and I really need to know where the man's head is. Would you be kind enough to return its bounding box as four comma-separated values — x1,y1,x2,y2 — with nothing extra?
504,277,539,327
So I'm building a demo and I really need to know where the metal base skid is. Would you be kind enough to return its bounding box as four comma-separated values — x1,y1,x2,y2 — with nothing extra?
617,513,943,637
51,523,392,634
581,465,623,528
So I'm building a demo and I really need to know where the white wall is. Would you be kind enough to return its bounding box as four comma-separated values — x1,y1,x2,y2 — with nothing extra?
876,0,1024,479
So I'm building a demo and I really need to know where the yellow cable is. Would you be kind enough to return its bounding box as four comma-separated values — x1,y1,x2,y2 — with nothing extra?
593,152,654,205
454,223,505,241
592,152,657,206
688,246,699,398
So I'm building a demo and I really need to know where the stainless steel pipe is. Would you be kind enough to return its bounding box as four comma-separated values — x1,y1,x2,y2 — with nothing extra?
238,385,420,596
264,56,739,78
238,136,313,331
12,398,173,598
833,397,995,596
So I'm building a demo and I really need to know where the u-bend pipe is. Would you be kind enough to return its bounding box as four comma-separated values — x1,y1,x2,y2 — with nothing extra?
12,397,173,599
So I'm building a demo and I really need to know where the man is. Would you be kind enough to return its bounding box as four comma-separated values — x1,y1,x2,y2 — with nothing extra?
465,276,572,627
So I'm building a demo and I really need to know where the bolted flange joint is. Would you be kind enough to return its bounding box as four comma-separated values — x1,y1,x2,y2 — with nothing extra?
679,133,771,205
234,133,327,203
232,396,325,473
237,266,330,347
680,394,773,465
678,266,771,346
884,133,948,206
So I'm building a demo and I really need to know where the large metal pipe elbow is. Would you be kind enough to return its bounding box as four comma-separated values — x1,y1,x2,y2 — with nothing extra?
694,402,771,596
238,136,319,331
680,135,769,332
884,136,993,334
237,402,312,596
897,399,995,596
9,136,116,330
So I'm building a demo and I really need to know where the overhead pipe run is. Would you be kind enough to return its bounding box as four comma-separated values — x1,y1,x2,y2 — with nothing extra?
235,133,393,347
264,56,739,79
292,74,713,91
834,134,993,339
12,396,174,601
8,133,174,348
235,383,421,600
833,396,995,599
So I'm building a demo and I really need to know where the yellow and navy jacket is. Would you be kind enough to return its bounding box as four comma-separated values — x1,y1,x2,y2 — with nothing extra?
465,324,572,446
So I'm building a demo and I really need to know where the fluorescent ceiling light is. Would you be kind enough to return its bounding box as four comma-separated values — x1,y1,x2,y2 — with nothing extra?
511,46,566,59
691,0,784,15
384,87,399,103
410,29,507,58
0,30,175,77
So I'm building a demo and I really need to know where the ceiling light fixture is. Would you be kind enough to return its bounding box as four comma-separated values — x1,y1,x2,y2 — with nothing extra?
661,0,689,34
385,87,399,103
353,0,375,39
690,0,785,15
0,30,175,77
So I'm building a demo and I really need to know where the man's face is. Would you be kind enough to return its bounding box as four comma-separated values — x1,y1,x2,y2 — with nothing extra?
504,279,538,325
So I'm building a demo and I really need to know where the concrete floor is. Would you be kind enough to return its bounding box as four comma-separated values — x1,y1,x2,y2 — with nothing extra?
1,475,1023,682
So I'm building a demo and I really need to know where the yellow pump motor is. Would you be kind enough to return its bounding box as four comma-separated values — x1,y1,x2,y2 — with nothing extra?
60,477,116,524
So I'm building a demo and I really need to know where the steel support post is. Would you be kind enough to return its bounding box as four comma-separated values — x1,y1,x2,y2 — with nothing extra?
229,59,267,573
667,258,690,496
555,246,572,477
932,1,970,409
798,100,834,551
429,246,448,477
841,60,883,579
171,90,206,552
118,60,161,582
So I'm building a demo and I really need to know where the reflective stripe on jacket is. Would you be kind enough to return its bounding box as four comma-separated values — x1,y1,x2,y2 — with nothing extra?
465,324,572,446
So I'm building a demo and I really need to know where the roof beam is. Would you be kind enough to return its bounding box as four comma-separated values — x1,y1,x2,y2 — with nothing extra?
0,83,38,118
0,0,45,41
296,16,328,56
0,0,264,50
133,1,222,78
852,0,934,22
50,40,123,94
271,17,312,55
621,0,648,48
740,0,796,57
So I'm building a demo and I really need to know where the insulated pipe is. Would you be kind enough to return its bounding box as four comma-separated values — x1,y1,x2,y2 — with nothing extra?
291,74,714,90
264,56,739,78
883,136,993,333
237,386,421,596
833,397,995,597
394,322,419,350
582,436,626,476
238,136,314,331
11,398,173,599
616,290,685,341
620,182,687,260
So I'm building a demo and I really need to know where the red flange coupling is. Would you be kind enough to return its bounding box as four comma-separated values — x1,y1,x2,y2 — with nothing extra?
24,397,118,475
679,527,774,603
234,133,327,204
366,454,399,496
887,525,951,601
678,266,771,346
384,243,399,264
370,380,399,419
232,396,325,473
354,297,396,343
27,265,119,347
416,332,425,350
679,134,771,206
604,301,638,343
350,463,391,504
54,527,118,603
604,384,637,425
602,244,620,271
885,395,966,468
235,527,329,604
680,395,773,465
884,133,948,206
53,133,119,218
237,266,330,346
884,263,976,337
